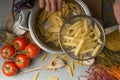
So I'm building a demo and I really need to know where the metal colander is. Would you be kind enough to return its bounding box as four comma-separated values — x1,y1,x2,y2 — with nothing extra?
58,15,106,60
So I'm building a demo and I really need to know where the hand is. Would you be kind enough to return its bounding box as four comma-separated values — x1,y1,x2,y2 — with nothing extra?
39,0,62,12
113,0,120,31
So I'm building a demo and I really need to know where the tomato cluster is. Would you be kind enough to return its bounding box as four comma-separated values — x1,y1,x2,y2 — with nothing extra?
0,36,41,76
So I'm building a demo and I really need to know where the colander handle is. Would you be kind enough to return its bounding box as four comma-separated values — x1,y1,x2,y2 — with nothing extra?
105,25,119,35
19,9,31,31
92,18,119,35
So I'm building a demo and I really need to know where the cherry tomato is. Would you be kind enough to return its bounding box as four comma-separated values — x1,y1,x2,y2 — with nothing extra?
0,45,15,59
25,43,40,58
13,36,28,51
15,54,30,69
2,61,18,76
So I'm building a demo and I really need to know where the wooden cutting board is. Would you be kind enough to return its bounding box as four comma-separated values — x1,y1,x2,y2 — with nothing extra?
83,0,102,19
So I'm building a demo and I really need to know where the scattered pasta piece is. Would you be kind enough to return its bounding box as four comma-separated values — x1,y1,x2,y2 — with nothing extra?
66,65,73,77
52,54,59,59
49,76,59,80
92,44,102,56
41,53,47,61
33,72,39,80
71,61,74,71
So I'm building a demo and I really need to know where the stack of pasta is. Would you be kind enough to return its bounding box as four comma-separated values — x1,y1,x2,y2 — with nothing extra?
60,17,103,59
37,1,82,47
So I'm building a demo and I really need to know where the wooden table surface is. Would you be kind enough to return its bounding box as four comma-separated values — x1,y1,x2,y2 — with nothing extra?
83,0,102,19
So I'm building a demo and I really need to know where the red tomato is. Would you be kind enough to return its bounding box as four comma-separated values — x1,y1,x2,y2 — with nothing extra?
2,61,18,76
25,43,40,58
13,36,28,51
0,45,15,59
15,54,30,69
